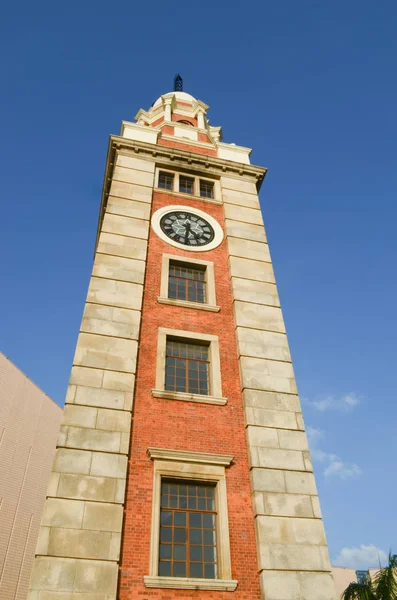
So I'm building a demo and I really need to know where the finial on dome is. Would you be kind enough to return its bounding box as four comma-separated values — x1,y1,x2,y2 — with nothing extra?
174,74,183,92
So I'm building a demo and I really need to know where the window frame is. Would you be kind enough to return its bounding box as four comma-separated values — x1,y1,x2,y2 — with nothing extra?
152,328,226,405
179,175,195,195
158,254,219,312
154,168,221,204
157,478,217,578
356,570,370,585
158,170,175,191
164,339,210,397
199,179,215,199
168,260,207,304
144,448,237,591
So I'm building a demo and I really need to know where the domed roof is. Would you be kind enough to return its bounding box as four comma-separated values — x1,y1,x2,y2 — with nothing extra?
153,91,196,108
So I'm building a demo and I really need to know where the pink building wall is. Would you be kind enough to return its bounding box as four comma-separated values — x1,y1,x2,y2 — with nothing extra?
332,567,380,598
0,353,62,600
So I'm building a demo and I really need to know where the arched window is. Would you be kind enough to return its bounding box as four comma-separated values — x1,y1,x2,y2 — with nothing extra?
177,120,194,126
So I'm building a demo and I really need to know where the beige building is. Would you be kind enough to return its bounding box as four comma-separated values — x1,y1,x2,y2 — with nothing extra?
332,567,379,598
0,353,62,600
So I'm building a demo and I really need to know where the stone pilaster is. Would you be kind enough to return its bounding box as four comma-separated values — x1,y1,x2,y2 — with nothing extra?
28,153,155,600
222,174,336,600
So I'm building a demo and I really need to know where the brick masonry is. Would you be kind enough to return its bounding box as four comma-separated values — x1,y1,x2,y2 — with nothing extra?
118,192,262,599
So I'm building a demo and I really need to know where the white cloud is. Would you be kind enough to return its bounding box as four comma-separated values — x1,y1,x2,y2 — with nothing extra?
324,460,362,480
310,448,330,462
306,426,323,445
306,425,362,479
334,545,388,569
344,394,359,408
304,393,360,412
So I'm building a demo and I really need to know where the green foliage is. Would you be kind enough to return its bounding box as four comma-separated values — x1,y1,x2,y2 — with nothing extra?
340,582,376,600
372,553,397,600
340,553,397,600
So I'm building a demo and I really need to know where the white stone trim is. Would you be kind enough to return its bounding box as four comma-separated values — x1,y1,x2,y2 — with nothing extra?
155,167,177,190
217,141,252,164
197,109,205,130
174,125,198,141
152,389,227,405
157,297,220,312
143,576,237,591
158,253,218,308
147,448,233,466
120,121,160,144
154,327,224,401
151,205,224,252
145,458,235,586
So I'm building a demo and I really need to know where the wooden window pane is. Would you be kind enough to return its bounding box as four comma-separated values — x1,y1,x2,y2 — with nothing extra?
179,176,194,194
165,340,209,395
159,480,217,579
174,545,186,560
158,171,174,190
174,528,186,543
168,262,206,304
174,563,186,577
160,528,172,542
190,563,203,578
160,544,172,559
159,562,171,576
199,180,214,199
205,564,216,578
161,511,172,525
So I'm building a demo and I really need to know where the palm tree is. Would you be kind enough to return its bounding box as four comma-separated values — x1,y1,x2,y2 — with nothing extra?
341,553,397,600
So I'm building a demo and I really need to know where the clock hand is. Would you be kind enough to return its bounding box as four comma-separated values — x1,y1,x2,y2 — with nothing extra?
184,221,191,242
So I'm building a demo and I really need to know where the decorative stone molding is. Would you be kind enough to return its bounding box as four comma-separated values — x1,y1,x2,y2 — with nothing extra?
151,389,227,405
146,448,234,466
153,184,223,206
154,327,224,401
143,576,238,591
157,297,220,312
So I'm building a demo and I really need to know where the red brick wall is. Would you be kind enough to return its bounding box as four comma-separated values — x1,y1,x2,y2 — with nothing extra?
157,138,217,157
172,113,197,127
160,125,174,136
152,116,164,127
198,132,211,143
119,193,261,599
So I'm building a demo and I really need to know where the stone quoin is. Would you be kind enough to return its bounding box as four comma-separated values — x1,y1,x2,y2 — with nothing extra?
28,87,337,600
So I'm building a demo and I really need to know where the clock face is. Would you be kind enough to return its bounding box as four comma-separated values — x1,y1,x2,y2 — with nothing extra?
159,211,215,247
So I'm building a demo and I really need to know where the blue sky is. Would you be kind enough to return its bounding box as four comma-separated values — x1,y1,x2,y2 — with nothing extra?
1,0,396,570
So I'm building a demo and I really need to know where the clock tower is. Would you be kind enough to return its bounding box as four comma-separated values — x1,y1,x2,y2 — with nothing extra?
29,83,336,600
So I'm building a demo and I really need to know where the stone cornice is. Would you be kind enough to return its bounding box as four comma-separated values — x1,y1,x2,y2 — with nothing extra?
147,447,234,466
113,135,266,179
95,135,267,250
